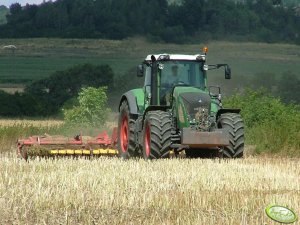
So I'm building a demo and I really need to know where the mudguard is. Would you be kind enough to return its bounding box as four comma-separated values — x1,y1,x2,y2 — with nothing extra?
142,105,171,122
216,108,241,120
118,89,144,115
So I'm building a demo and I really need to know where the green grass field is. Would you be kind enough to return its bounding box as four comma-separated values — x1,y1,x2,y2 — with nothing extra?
0,38,300,85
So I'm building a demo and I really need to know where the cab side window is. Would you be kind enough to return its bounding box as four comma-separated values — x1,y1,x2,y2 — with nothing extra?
144,66,151,86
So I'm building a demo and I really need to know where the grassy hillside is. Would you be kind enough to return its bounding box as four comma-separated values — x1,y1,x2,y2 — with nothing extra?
0,5,8,25
0,38,300,86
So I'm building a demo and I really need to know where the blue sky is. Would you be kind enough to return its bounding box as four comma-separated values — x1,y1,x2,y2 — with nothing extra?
1,0,51,7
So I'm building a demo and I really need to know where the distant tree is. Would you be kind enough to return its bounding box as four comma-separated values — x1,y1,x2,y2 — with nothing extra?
9,3,22,15
35,2,56,29
63,87,108,127
0,91,20,116
162,25,186,43
25,64,114,116
272,0,282,5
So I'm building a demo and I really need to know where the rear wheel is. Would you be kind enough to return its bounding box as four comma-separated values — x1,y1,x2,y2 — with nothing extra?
117,101,136,159
142,111,171,159
218,113,244,158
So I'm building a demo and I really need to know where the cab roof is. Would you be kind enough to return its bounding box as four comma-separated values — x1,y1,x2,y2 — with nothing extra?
145,54,206,61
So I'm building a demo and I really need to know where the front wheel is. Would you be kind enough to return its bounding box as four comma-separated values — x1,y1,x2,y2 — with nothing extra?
117,101,136,159
142,111,172,159
218,113,244,158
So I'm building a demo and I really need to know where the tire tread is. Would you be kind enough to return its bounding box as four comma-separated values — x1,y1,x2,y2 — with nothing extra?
218,113,244,158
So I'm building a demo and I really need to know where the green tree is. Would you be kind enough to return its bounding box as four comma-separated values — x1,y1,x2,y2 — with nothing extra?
25,64,114,115
9,3,22,15
224,88,300,154
63,87,108,127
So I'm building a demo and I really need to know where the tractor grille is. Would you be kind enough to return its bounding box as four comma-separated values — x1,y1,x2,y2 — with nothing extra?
180,92,211,120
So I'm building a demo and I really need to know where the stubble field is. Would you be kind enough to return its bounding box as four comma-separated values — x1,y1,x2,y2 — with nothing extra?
0,120,299,224
0,155,299,225
0,119,63,154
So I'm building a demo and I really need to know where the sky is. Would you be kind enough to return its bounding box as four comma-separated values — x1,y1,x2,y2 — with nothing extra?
1,0,52,7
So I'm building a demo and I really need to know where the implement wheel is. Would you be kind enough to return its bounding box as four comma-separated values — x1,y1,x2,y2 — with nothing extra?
117,101,136,159
19,147,28,161
218,113,244,158
142,111,171,159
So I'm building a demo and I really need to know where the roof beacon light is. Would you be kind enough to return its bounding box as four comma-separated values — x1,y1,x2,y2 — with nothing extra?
203,47,208,54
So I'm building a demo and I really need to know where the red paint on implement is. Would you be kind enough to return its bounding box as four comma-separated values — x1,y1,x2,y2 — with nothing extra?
17,129,118,160
120,114,128,152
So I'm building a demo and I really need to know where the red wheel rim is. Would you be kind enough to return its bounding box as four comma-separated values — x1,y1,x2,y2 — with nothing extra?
145,124,151,157
120,114,128,153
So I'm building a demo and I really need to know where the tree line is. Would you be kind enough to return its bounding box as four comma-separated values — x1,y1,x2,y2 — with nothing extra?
0,62,298,117
0,64,114,117
0,0,299,44
0,63,143,117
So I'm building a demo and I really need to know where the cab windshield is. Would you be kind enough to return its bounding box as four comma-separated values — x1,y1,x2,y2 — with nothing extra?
160,60,205,89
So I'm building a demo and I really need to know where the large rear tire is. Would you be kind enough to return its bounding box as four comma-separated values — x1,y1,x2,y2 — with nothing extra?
218,113,244,158
117,101,136,159
142,111,171,159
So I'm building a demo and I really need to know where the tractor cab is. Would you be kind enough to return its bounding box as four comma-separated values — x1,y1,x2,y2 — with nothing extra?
138,54,207,106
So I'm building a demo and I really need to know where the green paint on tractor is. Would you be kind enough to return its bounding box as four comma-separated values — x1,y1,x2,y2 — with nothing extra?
130,88,145,113
117,51,245,159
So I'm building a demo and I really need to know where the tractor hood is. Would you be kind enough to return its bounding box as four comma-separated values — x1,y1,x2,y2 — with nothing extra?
173,87,211,129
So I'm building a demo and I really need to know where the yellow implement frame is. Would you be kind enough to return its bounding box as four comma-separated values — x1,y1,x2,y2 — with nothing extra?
49,149,118,155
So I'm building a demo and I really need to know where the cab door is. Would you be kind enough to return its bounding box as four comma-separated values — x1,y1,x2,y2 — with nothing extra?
143,65,151,109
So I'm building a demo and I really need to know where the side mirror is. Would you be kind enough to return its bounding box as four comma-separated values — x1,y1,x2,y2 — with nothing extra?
225,66,231,79
137,64,143,77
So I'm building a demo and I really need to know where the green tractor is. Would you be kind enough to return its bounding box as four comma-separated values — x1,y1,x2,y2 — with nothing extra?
117,49,244,159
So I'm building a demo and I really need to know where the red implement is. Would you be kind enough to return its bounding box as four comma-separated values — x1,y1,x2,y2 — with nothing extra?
17,128,118,160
